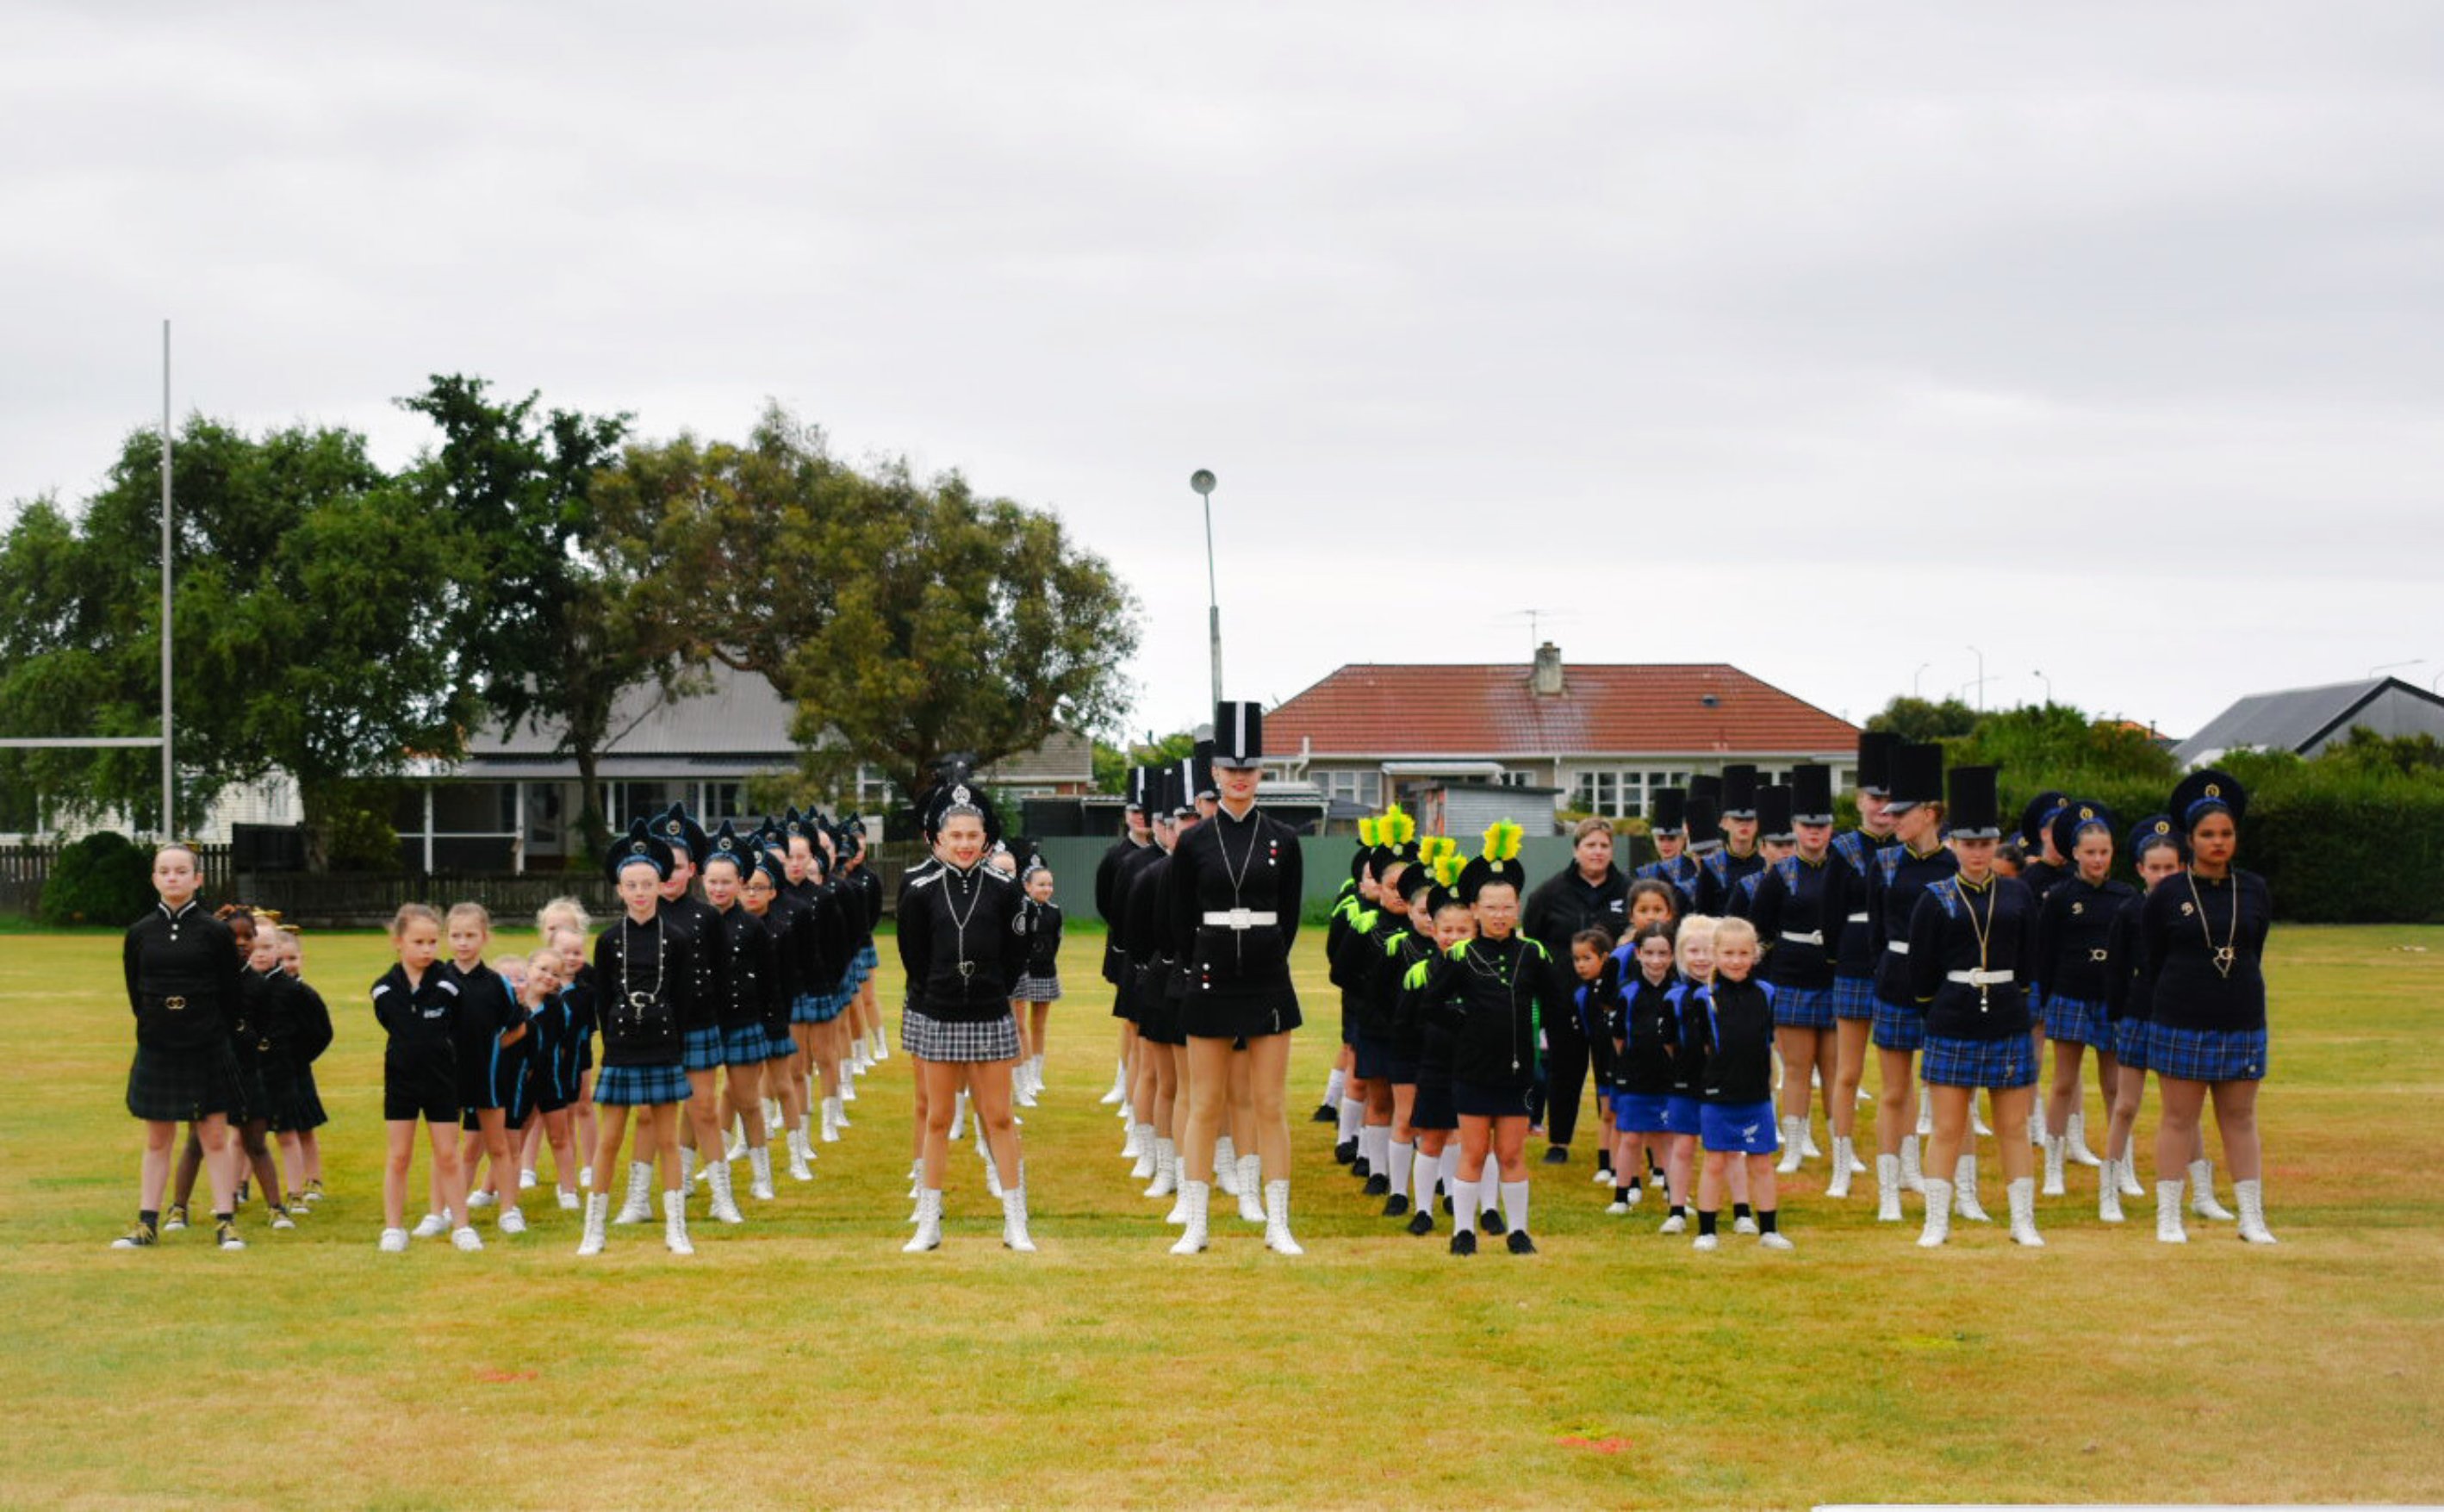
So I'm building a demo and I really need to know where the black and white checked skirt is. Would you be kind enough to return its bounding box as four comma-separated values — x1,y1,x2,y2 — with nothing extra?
903,1008,1021,1063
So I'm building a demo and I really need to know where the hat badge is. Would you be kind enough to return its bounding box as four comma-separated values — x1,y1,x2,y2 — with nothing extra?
2205,783,2221,798
2080,806,2095,820
952,785,971,806
2155,820,2170,834
630,840,647,856
664,820,681,837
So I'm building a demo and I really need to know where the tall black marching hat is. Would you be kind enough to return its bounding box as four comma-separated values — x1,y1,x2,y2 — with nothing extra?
2019,789,2070,851
1856,731,1899,798
1124,766,1152,813
1171,756,1199,817
1756,783,1795,843
1191,739,1219,800
606,819,675,886
1685,775,1724,851
1212,700,1265,770
1649,786,1688,836
2047,800,2116,862
1789,763,1835,826
1883,742,1944,816
1946,765,2003,840
2169,768,2248,832
1720,763,1760,820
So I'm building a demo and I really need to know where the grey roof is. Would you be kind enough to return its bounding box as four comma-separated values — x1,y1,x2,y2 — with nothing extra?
2173,676,2444,766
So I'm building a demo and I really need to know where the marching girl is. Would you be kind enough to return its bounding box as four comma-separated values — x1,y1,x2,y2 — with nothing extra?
741,850,815,1182
1166,700,1307,1256
1660,918,1752,1233
1606,920,1682,1216
113,843,247,1252
1334,819,1416,1200
1826,732,1901,1200
644,807,731,1198
443,905,530,1236
513,946,583,1210
894,806,949,1205
899,778,1036,1254
783,819,851,1146
274,930,333,1206
532,899,597,1187
1314,831,1372,1129
838,818,889,1073
2100,818,2182,1223
1611,876,1682,1198
1121,772,1185,1205
580,824,700,1257
1326,820,1390,1172
235,924,303,1231
1868,742,1957,1223
373,903,478,1253
2015,790,2068,1153
699,824,779,1215
2032,800,2130,1195
1693,918,1792,1251
2141,770,2278,1245
1419,824,1554,1255
1636,787,1700,911
1376,843,1452,1222
1097,775,1154,1110
1907,767,2044,1248
1749,769,1843,1174
1696,765,1767,918
1396,852,1474,1235
1569,927,1622,1204
1012,859,1063,1108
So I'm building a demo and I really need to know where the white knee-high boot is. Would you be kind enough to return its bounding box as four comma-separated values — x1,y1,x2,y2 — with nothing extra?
1169,1180,1210,1254
2189,1158,2236,1222
1875,1154,1903,1223
1775,1117,1805,1175
1952,1154,1990,1222
2155,1179,2188,1243
2098,1158,2124,1223
2235,1179,2278,1244
1918,1178,1953,1248
2006,1176,2043,1247
2042,1136,2067,1197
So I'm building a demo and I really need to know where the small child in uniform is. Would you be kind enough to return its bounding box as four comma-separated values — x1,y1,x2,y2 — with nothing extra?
1693,918,1791,1251
373,904,476,1252
1011,862,1063,1106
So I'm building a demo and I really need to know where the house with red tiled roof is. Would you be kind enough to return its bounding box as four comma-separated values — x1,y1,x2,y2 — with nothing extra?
1264,644,1859,823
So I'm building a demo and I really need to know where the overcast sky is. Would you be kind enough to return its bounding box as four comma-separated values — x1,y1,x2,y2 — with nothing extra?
6,3,2439,745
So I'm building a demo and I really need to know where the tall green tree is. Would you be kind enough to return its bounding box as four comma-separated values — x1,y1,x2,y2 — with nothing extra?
0,418,471,850
397,376,662,863
1866,695,1981,743
600,404,1141,806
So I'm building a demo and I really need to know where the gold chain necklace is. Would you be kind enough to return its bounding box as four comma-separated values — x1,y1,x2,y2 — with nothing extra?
1958,874,1995,1011
2186,870,2240,980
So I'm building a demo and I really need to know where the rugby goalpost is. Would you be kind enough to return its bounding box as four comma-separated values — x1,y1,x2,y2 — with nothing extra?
0,321,176,837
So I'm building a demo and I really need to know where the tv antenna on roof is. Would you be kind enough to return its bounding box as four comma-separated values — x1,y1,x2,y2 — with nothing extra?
1496,608,1571,651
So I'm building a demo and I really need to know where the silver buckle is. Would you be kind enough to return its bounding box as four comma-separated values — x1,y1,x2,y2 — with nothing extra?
1228,908,1253,930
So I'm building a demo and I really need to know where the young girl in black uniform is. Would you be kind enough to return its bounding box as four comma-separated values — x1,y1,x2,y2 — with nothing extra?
743,851,816,1183
374,903,477,1253
2033,801,2130,1197
274,930,333,1207
1013,860,1063,1107
114,844,248,1252
534,899,597,1187
1605,920,1680,1216
236,924,303,1232
514,946,582,1211
2099,817,2189,1223
1908,767,2043,1248
583,826,700,1256
1693,918,1791,1251
1397,853,1474,1235
700,826,779,1213
1423,824,1556,1256
445,905,530,1239
1375,848,1448,1221
1751,765,1843,1177
2142,770,2277,1245
1869,743,1957,1223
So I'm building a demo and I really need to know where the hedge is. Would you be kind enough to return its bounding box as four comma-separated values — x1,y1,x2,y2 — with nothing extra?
40,831,154,926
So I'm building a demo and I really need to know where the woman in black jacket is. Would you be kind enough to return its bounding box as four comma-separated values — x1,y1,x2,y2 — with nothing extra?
1520,818,1632,1167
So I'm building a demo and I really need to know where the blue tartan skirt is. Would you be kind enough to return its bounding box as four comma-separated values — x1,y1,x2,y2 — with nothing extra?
2114,1017,2151,1072
858,942,880,973
2042,993,2109,1048
1831,974,1879,1024
1871,997,1926,1053
1773,985,1836,1031
720,1022,772,1067
681,1024,724,1073
764,1024,799,1061
1922,1034,2037,1090
2147,1024,2267,1083
595,1061,691,1105
807,986,851,1024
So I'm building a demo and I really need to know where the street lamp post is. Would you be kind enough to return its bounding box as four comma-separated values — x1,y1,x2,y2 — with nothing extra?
1913,662,1932,699
2033,669,2052,706
1967,644,1986,712
1191,470,1222,711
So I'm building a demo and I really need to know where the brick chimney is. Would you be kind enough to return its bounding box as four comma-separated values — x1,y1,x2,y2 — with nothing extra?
1531,641,1564,696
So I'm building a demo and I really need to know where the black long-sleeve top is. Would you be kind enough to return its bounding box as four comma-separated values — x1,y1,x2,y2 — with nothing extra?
122,901,241,1050
370,961,459,1067
1664,982,1709,1095
236,966,305,1067
1018,898,1064,980
1420,932,1564,1092
1119,849,1174,1006
796,878,851,994
660,893,723,1030
1334,905,1406,1040
706,902,778,1030
1638,852,1701,913
592,913,694,1067
2033,874,2136,1005
442,959,523,1075
1696,848,1766,918
288,977,334,1067
1906,872,2040,1039
1699,975,1776,1104
1829,829,1895,977
1607,967,1682,1098
757,892,808,1007
1381,929,1438,1058
898,860,1028,1021
1096,835,1152,985
1165,802,1303,1011
1870,842,1958,1007
1751,853,1841,991
2137,868,2272,1034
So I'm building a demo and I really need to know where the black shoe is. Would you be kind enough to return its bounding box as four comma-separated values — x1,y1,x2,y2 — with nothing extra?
1383,1193,1410,1217
1480,1210,1507,1237
1362,1174,1390,1198
1449,1229,1477,1256
1507,1229,1538,1255
1406,1210,1436,1236
1311,1103,1338,1124
1334,1140,1357,1166
1351,1158,1372,1180
1542,1145,1571,1166
1440,1195,1453,1216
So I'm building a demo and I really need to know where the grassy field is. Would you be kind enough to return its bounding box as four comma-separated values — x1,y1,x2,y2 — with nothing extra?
4,923,2442,1510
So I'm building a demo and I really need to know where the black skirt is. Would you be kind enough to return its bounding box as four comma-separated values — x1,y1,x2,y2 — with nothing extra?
286,1065,330,1132
1182,993,1303,1042
126,1041,245,1123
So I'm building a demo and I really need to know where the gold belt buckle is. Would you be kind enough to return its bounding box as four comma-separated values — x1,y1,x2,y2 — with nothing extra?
164,996,187,1011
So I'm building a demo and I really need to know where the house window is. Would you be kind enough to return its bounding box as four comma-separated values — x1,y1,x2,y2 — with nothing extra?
1322,770,1382,806
855,766,897,809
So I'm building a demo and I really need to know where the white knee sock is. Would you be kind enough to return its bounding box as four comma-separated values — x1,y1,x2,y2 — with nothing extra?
1478,1167,1500,1217
1500,1179,1529,1235
1337,1098,1364,1144
1415,1147,1440,1210
1322,1067,1346,1106
1452,1175,1478,1235
1388,1138,1415,1198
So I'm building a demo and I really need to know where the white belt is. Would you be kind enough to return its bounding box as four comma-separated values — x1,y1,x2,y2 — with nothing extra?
1779,930,1824,947
1203,910,1278,930
1946,969,2015,986
1846,912,1869,924
1886,942,1910,955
